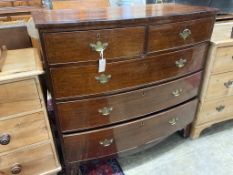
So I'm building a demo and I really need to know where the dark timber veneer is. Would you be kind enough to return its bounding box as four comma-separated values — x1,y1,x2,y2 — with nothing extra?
32,4,217,174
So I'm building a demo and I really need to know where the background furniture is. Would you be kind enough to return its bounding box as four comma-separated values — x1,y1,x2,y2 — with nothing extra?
33,4,216,174
0,48,61,174
191,22,233,138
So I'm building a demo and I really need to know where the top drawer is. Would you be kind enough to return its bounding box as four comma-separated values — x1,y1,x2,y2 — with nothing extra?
148,17,214,53
43,27,145,65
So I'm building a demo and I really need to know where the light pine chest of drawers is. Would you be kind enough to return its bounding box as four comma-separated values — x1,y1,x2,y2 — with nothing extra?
32,4,217,174
191,22,233,138
0,48,61,175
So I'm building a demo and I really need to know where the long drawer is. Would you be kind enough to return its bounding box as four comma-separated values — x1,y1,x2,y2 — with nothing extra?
196,95,233,124
43,27,145,64
0,143,57,175
57,72,201,132
63,99,198,162
0,112,49,153
51,43,208,100
148,17,214,53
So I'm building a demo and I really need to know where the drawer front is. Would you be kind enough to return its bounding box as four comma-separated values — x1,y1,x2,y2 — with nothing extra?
206,71,233,100
196,96,233,124
63,99,198,162
58,72,201,132
148,17,214,52
0,112,49,153
43,27,145,64
0,79,41,118
0,79,39,103
0,143,57,175
212,45,233,74
51,43,207,100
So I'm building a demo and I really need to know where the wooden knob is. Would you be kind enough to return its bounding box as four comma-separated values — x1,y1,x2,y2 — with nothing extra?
0,133,11,145
11,164,22,174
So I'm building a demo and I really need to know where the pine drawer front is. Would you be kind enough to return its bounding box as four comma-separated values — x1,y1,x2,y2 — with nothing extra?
43,27,145,65
212,45,233,74
0,143,57,175
51,43,207,100
0,79,41,118
63,99,198,162
58,72,201,132
205,71,233,100
196,96,233,124
0,112,49,153
148,17,214,53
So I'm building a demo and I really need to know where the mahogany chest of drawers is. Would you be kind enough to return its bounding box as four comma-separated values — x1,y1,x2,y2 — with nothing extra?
32,4,217,174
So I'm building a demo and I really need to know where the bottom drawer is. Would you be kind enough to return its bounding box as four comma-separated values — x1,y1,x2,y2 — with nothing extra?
196,95,233,124
0,143,58,175
63,99,198,162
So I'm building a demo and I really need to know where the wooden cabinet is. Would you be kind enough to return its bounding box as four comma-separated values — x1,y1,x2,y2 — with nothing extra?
32,4,217,175
191,22,233,138
0,49,61,175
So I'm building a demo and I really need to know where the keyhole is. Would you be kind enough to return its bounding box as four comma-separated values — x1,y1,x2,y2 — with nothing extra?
142,91,145,96
97,33,101,40
140,121,144,126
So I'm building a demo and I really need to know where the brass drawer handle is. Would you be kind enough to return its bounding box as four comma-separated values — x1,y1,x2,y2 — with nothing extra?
11,163,22,174
172,89,183,97
180,28,192,40
90,41,108,52
0,133,11,145
168,117,178,126
224,80,233,88
216,105,225,112
99,138,113,147
95,74,111,84
98,107,113,116
175,58,187,68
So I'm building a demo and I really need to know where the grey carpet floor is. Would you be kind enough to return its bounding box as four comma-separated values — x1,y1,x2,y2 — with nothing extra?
118,120,233,175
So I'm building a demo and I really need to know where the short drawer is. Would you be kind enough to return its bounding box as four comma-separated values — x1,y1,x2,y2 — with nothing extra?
51,43,208,100
0,79,41,118
43,27,145,64
148,17,214,53
205,71,233,100
63,99,198,162
212,45,233,74
0,112,49,153
0,143,58,175
196,95,233,124
58,72,201,132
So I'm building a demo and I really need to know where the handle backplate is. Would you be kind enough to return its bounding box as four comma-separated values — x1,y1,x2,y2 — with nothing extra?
99,138,113,147
180,29,192,40
168,117,178,126
95,74,111,84
98,107,113,116
0,133,11,145
175,58,187,68
11,163,22,174
90,41,108,52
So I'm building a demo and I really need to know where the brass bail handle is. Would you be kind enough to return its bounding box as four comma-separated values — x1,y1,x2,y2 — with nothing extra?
224,80,233,88
175,58,187,68
99,138,113,147
90,41,108,53
216,105,225,112
98,107,113,116
168,117,178,126
180,28,192,40
95,73,111,84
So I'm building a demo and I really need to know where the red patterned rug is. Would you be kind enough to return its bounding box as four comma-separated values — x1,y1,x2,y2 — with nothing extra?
80,159,125,175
